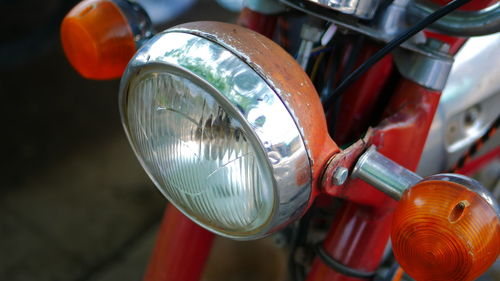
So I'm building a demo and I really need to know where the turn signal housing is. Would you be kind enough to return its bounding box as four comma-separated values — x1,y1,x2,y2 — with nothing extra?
392,174,500,281
61,0,152,79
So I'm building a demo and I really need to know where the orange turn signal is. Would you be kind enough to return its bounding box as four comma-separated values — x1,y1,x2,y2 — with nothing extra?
392,178,500,281
61,0,137,79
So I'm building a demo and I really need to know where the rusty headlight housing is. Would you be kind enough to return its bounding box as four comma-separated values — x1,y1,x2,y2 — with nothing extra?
119,22,337,239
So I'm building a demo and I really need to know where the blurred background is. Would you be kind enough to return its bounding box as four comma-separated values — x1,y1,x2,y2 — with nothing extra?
0,0,498,281
0,1,280,281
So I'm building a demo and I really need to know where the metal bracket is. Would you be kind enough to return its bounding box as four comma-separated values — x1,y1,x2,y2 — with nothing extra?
280,0,441,58
303,0,382,20
321,133,370,195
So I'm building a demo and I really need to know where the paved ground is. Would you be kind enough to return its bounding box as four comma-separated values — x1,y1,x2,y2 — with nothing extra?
0,1,237,281
0,28,162,281
0,1,498,281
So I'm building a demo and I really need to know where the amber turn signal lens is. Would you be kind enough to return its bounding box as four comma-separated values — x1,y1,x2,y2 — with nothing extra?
392,180,500,281
61,0,136,79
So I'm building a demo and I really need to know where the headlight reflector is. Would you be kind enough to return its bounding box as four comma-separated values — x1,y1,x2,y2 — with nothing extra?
127,71,274,234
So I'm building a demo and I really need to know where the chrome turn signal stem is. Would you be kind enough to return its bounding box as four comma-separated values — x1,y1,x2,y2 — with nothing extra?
351,145,422,200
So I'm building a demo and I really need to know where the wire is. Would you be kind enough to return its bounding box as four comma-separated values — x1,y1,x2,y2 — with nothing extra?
289,209,314,281
322,0,473,109
310,52,326,82
319,35,344,101
311,45,333,56
322,34,365,136
311,45,327,53
341,35,366,81
315,243,376,278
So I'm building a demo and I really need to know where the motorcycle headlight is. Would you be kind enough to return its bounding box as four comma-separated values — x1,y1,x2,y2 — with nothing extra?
119,22,336,239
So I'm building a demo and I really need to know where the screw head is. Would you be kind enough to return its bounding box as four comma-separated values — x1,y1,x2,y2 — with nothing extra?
332,167,349,186
464,105,481,128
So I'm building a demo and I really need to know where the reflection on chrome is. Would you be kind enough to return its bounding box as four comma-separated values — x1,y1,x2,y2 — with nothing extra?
120,31,312,239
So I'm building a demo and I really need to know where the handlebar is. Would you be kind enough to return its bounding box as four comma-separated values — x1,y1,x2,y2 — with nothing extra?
408,1,500,36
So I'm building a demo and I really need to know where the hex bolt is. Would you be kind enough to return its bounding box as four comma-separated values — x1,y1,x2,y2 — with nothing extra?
332,167,349,186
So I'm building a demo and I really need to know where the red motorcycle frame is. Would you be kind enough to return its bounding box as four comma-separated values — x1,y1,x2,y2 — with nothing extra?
142,1,499,280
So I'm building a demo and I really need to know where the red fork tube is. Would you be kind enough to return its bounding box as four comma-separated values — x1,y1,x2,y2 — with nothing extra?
333,44,393,145
143,205,215,281
307,80,442,281
309,202,395,281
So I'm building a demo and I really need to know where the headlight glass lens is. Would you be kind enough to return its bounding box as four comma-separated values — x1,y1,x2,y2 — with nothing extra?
126,71,274,234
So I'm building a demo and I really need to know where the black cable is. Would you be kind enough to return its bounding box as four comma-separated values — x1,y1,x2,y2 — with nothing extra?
341,35,366,81
319,35,344,101
322,0,472,109
289,209,314,281
324,35,366,136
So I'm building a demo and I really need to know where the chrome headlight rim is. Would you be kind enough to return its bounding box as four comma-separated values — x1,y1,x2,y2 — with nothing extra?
119,27,313,240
